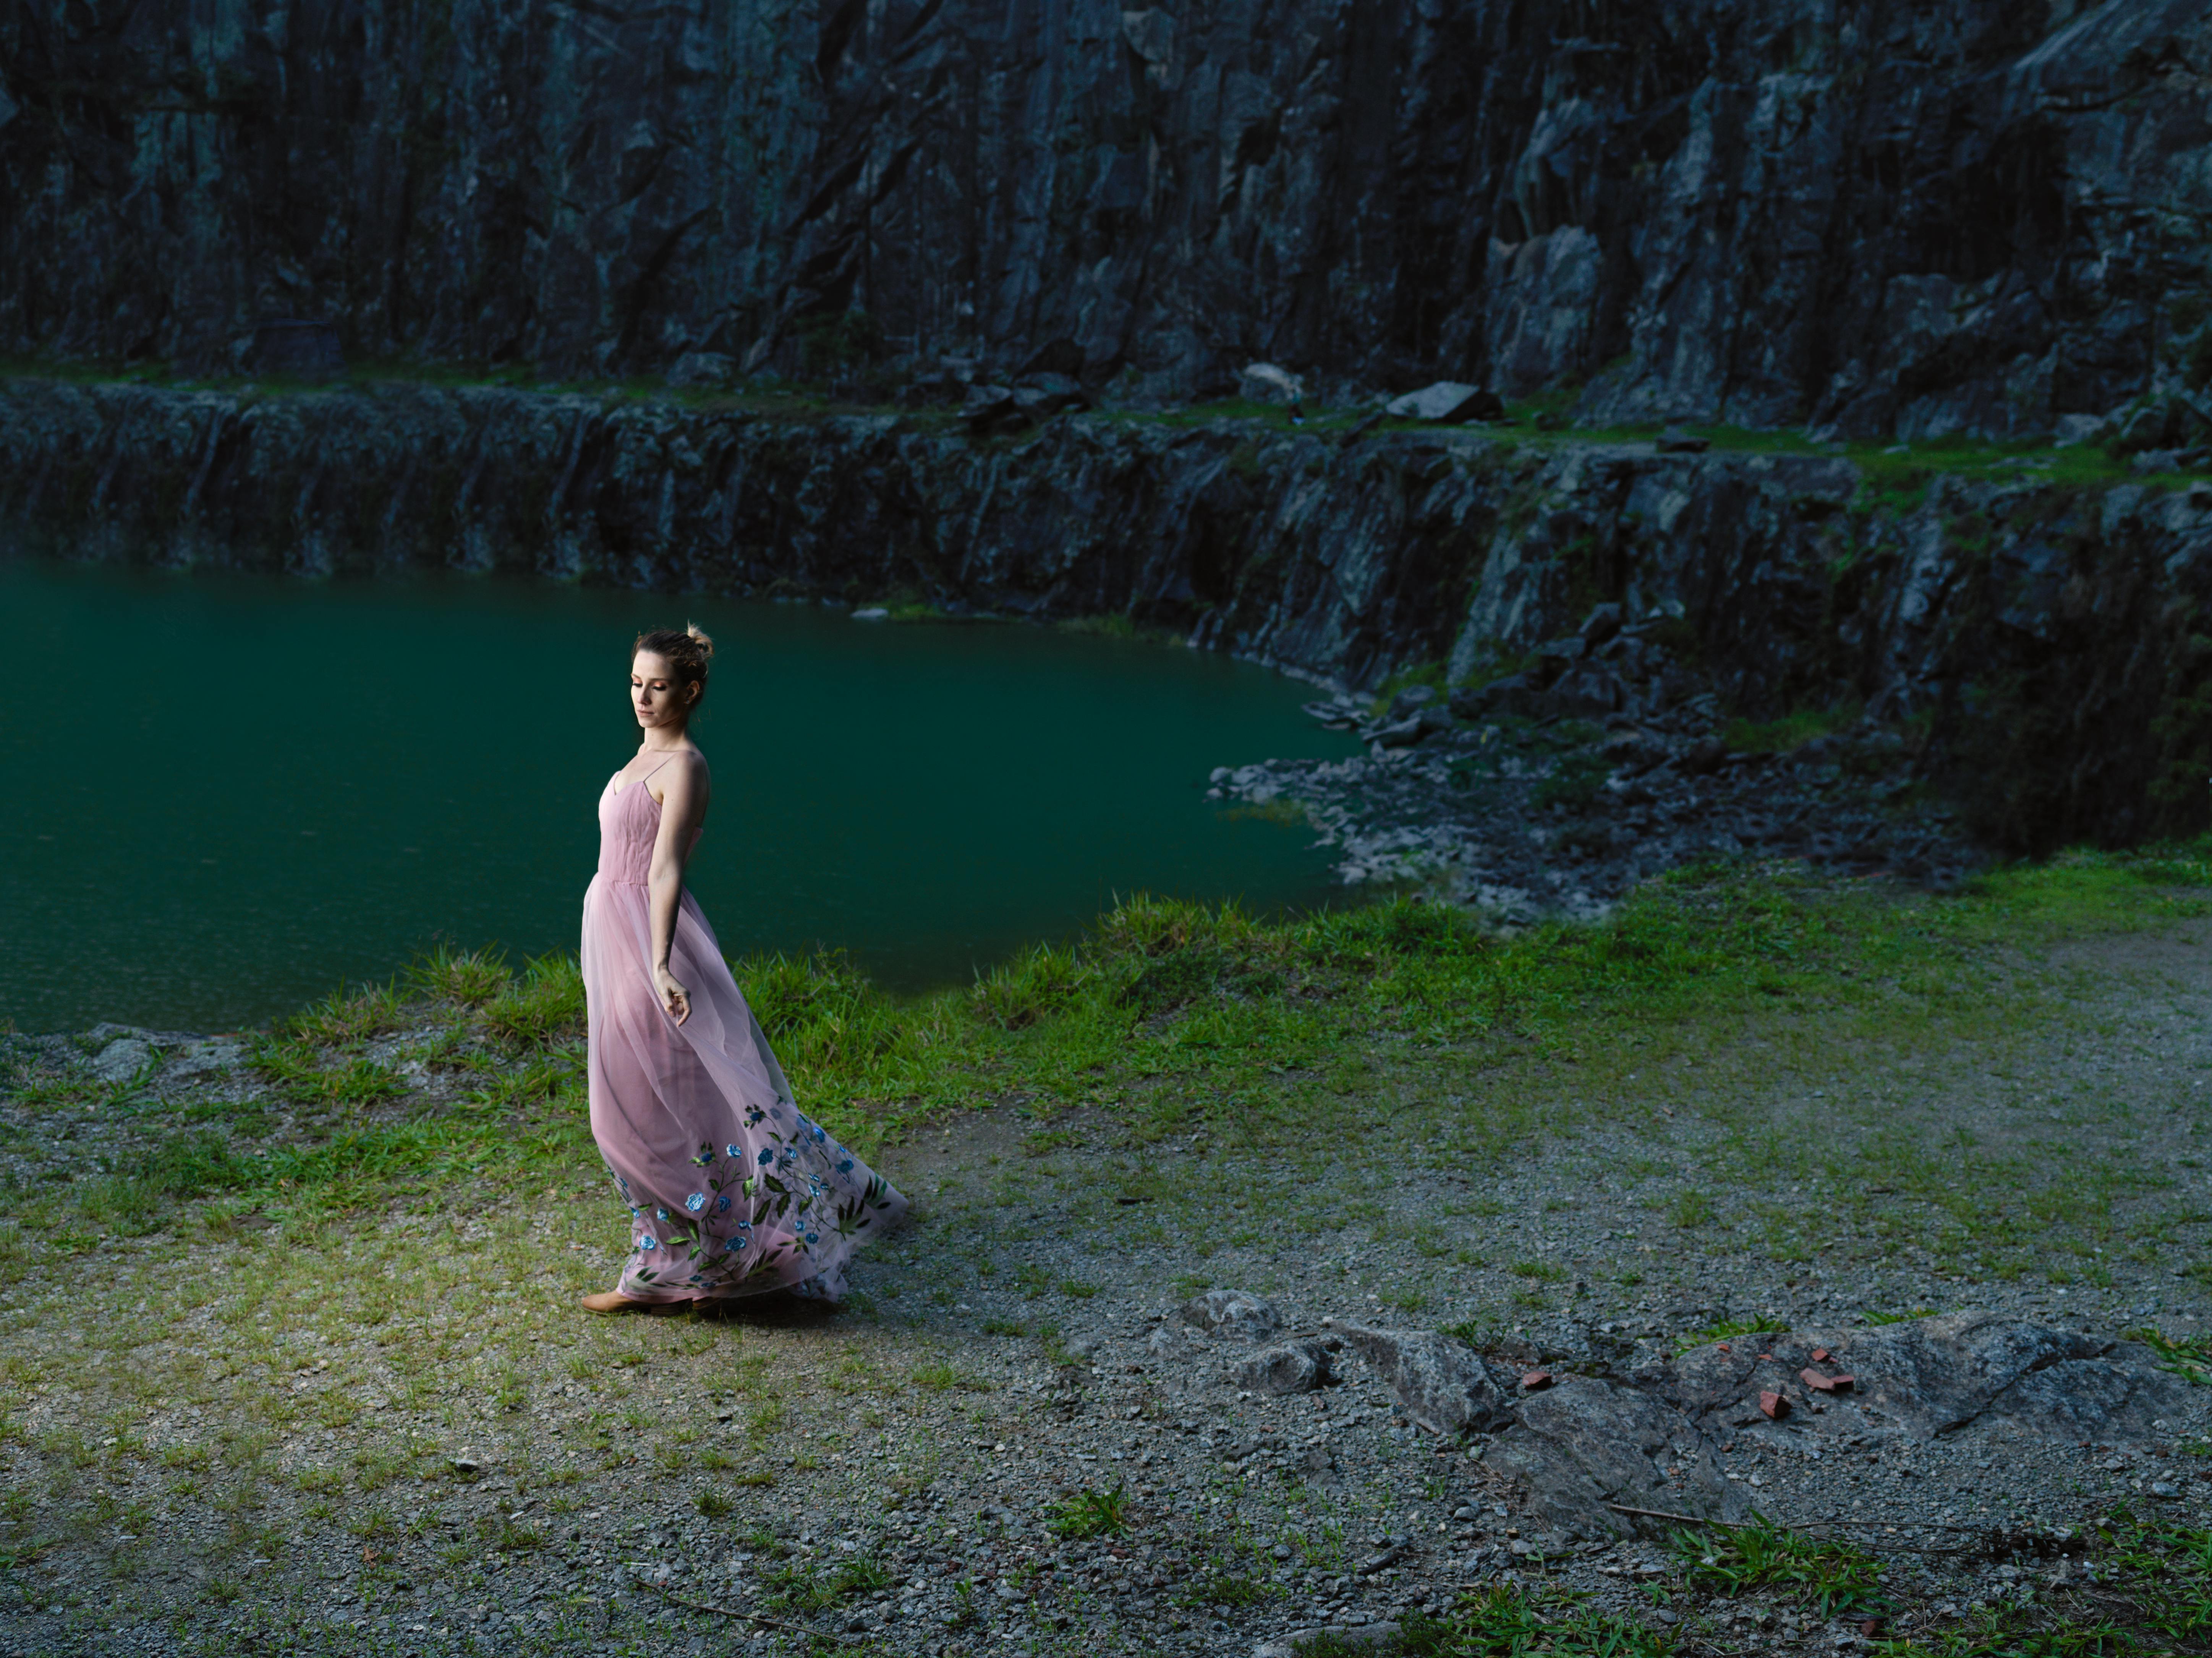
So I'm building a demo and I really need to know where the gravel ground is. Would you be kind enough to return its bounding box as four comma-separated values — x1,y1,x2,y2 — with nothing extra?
2,926,2210,1657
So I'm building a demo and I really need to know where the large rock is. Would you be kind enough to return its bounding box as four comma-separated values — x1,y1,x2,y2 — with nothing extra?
1239,364,1305,406
1230,1340,1339,1395
1182,1289,1283,1344
1482,1374,1748,1541
89,1036,155,1085
1385,383,1500,423
1322,1321,1516,1435
1657,1311,2191,1443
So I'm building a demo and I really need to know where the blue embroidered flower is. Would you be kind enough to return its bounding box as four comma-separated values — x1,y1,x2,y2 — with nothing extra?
714,1194,732,1214
837,1157,854,1174
656,1207,671,1222
810,1123,826,1143
726,1142,743,1157
723,1236,744,1253
758,1148,775,1165
803,1231,819,1246
638,1234,658,1251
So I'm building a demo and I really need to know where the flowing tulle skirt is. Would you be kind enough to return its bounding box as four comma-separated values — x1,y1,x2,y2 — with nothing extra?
580,874,905,1302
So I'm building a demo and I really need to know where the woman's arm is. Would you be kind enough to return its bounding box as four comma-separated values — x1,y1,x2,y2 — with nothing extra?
646,755,711,1024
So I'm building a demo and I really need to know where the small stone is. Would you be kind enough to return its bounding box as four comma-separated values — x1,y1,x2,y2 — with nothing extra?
1759,1391,1788,1420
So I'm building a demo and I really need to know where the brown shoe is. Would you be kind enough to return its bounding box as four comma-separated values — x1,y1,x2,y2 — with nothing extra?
580,1290,651,1314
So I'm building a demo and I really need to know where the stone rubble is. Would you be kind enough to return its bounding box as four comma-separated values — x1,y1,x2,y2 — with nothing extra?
1216,603,1978,921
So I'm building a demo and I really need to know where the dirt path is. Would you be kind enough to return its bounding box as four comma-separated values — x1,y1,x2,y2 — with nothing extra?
2,916,2209,1657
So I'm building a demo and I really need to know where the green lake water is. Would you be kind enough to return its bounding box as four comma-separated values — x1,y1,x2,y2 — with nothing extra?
0,559,1362,1034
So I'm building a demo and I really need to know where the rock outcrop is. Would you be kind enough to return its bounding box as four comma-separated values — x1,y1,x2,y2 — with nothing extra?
8,378,2212,851
6,2,2212,434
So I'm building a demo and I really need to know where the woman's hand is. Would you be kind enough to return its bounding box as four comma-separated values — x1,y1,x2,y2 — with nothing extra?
654,965,691,1026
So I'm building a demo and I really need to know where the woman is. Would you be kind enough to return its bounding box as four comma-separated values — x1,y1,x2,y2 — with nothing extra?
578,625,906,1313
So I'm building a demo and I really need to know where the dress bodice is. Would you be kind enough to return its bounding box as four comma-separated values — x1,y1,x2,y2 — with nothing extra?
595,777,700,885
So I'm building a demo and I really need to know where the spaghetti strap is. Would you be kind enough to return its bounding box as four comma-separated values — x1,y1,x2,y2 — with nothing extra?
616,752,682,796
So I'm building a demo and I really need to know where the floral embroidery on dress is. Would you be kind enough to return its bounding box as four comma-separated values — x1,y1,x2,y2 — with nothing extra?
610,1106,898,1298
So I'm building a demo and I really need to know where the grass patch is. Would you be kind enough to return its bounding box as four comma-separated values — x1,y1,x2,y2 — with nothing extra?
1394,1584,1677,1656
1723,704,1860,755
1673,1516,1890,1619
2123,1326,2212,1386
1674,1318,1779,1354
757,1553,892,1613
1046,1483,1130,1540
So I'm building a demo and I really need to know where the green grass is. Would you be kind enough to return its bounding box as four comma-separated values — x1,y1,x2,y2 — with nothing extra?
1673,1318,1778,1354
756,1553,892,1613
8,840,2212,1289
1723,704,1861,754
1046,1483,1130,1540
2122,1326,2212,1386
1672,1516,1890,1619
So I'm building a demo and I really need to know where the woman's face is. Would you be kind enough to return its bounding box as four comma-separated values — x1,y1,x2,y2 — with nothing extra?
631,652,696,731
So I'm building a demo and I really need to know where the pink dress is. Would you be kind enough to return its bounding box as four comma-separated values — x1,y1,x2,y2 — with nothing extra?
581,763,906,1302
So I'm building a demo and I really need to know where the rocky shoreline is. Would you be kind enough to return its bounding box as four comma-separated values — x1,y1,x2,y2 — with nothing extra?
1212,602,1976,921
10,376,2209,863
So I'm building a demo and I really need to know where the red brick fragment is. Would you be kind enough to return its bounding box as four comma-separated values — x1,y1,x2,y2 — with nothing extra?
1799,1368,1855,1393
1521,1370,1553,1391
1811,1347,1831,1362
1759,1390,1789,1419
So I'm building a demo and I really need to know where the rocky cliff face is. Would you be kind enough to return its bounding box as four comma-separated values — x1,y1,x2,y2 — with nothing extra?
8,378,2212,850
6,2,2211,436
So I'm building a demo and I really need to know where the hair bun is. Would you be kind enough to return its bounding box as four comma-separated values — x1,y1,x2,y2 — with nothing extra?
685,623,715,660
